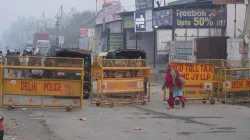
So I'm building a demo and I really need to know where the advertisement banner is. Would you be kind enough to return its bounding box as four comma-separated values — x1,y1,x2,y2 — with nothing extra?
134,10,153,32
135,0,153,10
134,11,146,32
95,0,121,25
153,9,172,27
169,40,194,63
174,8,227,28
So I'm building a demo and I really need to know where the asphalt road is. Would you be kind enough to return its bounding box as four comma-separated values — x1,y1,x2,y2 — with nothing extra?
1,84,250,140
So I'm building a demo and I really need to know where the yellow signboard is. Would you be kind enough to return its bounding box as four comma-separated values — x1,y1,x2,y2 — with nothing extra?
226,79,250,91
172,63,214,81
97,79,144,94
170,63,215,100
3,79,82,96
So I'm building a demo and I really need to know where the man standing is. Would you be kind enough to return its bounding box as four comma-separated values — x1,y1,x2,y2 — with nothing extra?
162,64,186,109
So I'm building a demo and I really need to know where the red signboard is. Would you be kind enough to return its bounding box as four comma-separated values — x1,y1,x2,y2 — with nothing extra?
213,0,244,4
80,28,88,38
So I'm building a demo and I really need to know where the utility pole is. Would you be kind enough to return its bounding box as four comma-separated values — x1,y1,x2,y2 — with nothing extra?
42,11,45,34
244,1,250,49
102,0,106,51
60,5,63,48
96,0,98,12
242,0,250,62
37,20,39,32
234,3,237,38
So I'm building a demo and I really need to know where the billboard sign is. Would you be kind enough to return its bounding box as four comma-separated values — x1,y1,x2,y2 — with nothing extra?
134,11,146,32
174,8,227,28
213,0,244,4
135,0,153,10
95,0,121,25
134,10,153,32
153,9,172,27
169,40,194,63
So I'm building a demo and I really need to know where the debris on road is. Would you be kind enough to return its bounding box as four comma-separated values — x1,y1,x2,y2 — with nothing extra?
4,135,16,140
79,118,87,121
134,128,142,130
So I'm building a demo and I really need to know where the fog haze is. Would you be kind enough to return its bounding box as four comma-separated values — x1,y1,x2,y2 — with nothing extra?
0,0,96,38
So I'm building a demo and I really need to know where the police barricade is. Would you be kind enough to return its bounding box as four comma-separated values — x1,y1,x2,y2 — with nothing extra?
163,61,219,104
1,56,84,111
220,60,250,104
91,59,151,107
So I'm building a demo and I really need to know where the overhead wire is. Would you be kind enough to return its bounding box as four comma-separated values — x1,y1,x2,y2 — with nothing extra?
81,8,104,27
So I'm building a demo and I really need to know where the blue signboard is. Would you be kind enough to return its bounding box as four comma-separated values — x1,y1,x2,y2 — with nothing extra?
153,9,172,27
174,8,227,28
134,11,146,32
135,0,153,10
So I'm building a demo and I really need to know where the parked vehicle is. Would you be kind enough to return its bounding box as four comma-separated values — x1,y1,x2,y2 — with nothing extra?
53,49,92,99
33,33,51,56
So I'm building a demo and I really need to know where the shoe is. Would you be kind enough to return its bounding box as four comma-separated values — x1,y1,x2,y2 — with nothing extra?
182,102,185,108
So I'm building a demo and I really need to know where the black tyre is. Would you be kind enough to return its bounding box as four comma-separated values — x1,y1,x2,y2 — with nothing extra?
109,103,114,108
210,99,215,105
83,92,90,99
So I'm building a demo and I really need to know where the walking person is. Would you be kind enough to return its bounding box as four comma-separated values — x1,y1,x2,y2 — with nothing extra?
0,117,4,140
162,64,186,109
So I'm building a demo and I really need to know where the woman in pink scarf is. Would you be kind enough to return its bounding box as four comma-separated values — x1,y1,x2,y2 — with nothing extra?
162,64,186,109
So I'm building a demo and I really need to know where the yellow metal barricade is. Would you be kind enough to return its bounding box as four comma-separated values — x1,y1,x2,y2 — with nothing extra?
0,56,84,111
91,59,151,107
163,59,223,104
220,60,250,104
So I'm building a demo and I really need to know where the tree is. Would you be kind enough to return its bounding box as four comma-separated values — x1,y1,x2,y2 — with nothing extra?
2,16,37,48
62,9,96,45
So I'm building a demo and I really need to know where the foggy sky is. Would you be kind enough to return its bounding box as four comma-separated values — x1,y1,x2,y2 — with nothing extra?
0,0,96,38
0,0,176,41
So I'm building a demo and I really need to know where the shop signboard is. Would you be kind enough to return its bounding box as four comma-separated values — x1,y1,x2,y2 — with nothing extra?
153,9,172,27
135,0,153,10
174,8,227,28
213,0,244,4
169,40,194,63
108,34,123,50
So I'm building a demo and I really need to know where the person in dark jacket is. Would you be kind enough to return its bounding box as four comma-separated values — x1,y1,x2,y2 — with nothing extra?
0,117,4,140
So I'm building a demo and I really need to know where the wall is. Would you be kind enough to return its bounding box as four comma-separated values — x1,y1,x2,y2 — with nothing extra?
226,4,246,38
126,28,156,64
175,28,222,41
